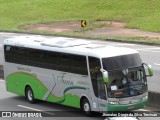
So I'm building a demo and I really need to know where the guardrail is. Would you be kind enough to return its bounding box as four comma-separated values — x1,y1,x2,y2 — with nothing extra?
0,65,159,109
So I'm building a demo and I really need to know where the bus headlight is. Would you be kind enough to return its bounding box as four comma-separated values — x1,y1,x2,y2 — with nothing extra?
142,95,148,100
108,101,119,104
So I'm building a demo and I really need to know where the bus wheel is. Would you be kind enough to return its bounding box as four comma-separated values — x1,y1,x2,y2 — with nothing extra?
81,98,92,116
25,86,35,103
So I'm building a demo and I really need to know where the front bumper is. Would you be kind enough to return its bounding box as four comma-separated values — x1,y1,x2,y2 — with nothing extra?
107,99,148,111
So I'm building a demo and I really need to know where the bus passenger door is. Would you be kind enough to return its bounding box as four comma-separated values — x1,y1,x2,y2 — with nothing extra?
97,73,108,112
89,57,107,112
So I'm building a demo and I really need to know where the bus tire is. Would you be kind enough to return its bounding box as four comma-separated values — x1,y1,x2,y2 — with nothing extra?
81,98,92,116
25,86,35,103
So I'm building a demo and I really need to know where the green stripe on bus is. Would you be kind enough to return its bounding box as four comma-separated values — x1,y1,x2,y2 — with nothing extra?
47,86,87,108
6,72,86,108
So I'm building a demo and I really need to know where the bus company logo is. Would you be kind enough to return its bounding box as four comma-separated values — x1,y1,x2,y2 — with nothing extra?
57,75,73,85
17,66,31,72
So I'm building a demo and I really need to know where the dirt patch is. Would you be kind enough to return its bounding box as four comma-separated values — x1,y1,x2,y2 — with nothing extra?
23,21,81,32
86,21,160,40
23,21,160,40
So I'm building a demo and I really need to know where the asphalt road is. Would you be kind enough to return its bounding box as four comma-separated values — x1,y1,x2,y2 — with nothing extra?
0,32,159,92
0,32,160,120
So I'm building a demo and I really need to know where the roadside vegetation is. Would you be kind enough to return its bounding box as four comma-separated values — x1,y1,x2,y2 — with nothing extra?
1,0,160,43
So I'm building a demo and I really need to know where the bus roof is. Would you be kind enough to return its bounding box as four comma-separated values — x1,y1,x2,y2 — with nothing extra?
4,36,138,58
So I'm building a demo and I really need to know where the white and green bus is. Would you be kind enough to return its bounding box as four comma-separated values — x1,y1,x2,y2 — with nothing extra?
3,36,153,115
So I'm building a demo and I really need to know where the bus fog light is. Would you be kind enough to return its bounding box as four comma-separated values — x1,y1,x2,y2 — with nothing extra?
142,96,148,100
109,101,119,104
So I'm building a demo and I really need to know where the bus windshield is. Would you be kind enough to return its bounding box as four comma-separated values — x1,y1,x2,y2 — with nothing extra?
106,66,147,98
102,53,147,98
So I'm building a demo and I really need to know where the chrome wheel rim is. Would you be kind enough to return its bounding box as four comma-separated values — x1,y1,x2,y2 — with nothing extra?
84,103,90,112
28,90,33,101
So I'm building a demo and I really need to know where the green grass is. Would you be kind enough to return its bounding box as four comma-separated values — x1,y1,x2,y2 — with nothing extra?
1,0,160,43
0,0,160,32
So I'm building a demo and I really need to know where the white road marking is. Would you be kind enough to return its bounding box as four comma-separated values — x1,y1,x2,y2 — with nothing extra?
17,105,43,111
136,49,160,53
17,105,55,115
137,47,160,50
154,63,160,66
138,109,150,112
136,47,160,53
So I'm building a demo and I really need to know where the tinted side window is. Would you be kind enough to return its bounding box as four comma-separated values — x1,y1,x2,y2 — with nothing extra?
4,46,44,67
4,46,88,75
44,52,88,75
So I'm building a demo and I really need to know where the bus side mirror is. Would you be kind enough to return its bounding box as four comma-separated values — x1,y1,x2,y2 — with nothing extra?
100,69,109,84
147,65,153,77
143,63,153,77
